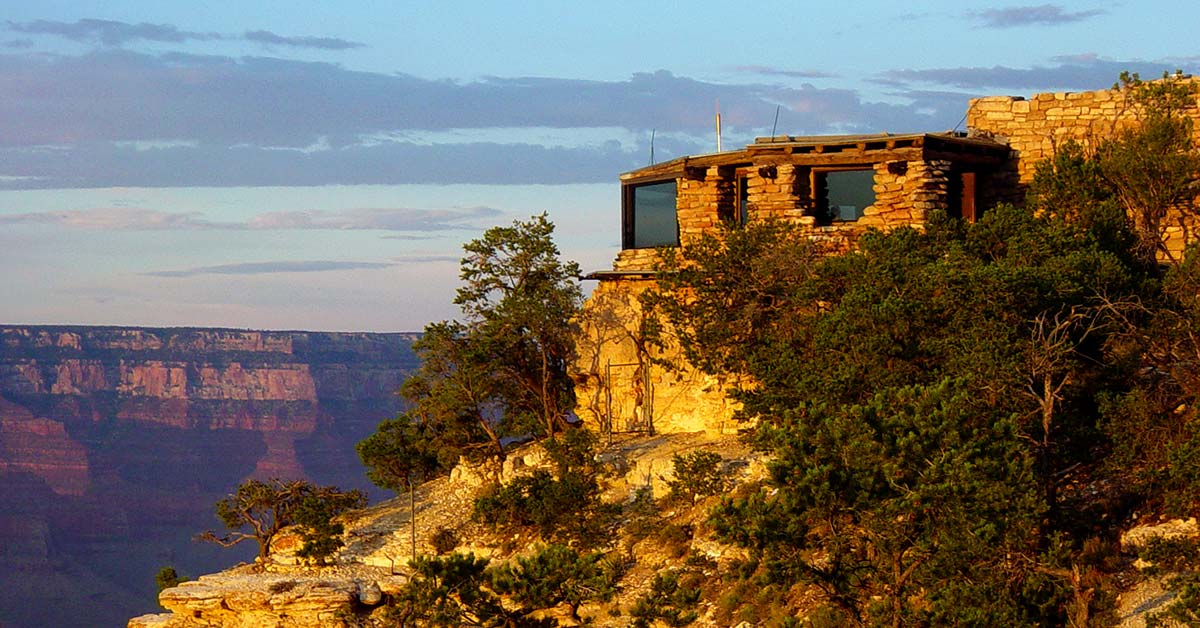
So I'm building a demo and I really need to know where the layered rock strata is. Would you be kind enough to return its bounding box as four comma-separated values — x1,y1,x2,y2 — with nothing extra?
0,325,418,628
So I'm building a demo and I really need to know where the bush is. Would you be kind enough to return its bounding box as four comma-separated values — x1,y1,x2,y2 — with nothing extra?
293,488,368,565
625,485,661,543
154,566,187,593
666,451,725,506
1148,572,1200,627
656,523,693,560
1139,536,1200,575
198,479,365,565
630,570,701,627
472,428,618,546
490,544,619,623
430,526,458,555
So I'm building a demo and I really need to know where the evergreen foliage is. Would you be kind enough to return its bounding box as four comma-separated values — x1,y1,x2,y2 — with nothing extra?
1100,71,1200,263
472,428,617,546
489,544,619,623
666,450,725,506
629,570,701,628
197,479,365,565
385,552,529,627
358,213,583,487
154,566,187,593
652,201,1149,624
356,412,443,494
386,547,617,627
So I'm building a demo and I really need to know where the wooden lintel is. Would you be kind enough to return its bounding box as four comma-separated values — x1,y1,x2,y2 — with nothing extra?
924,148,1006,166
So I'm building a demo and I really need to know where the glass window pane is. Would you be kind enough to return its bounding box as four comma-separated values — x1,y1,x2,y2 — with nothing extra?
632,181,678,248
826,169,875,221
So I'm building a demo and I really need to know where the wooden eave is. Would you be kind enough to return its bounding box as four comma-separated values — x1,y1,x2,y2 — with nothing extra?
618,132,1010,184
620,151,754,185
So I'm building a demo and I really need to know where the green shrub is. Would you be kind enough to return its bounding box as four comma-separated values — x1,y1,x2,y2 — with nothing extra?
429,526,459,555
473,429,617,546
656,523,693,560
630,570,701,627
1148,572,1200,627
154,566,187,593
293,488,368,565
1139,536,1200,575
666,451,725,506
625,485,661,542
490,544,619,623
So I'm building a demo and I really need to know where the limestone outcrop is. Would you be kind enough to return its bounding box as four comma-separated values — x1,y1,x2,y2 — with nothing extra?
130,432,762,628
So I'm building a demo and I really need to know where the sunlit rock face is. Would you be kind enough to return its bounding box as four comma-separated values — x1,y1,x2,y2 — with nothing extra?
0,325,419,628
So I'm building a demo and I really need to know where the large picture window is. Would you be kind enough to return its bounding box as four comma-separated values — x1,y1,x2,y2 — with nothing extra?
814,168,875,223
623,180,678,249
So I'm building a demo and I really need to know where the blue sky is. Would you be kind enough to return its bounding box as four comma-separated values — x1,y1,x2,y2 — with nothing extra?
1,1,1196,331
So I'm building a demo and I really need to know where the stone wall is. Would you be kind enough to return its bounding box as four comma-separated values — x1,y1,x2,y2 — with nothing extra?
967,80,1200,254
590,156,960,435
572,279,743,435
968,89,1133,184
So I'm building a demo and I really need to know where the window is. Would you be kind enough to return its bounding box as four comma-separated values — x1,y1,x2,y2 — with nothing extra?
718,172,750,225
814,168,875,223
623,180,678,249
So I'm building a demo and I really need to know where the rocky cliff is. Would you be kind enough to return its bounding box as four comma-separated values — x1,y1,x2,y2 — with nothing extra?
0,325,419,628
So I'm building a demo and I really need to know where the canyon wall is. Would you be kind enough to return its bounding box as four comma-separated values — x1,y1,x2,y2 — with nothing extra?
0,325,418,628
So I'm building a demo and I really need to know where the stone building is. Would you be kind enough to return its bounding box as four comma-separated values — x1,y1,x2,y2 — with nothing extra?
573,80,1200,437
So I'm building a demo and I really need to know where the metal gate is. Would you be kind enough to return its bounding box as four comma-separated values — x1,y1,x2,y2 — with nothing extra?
604,359,654,441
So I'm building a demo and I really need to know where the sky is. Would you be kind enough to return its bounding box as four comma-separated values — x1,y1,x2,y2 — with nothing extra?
1,1,1197,332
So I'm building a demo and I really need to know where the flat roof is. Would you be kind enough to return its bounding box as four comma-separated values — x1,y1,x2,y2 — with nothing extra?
620,132,1010,183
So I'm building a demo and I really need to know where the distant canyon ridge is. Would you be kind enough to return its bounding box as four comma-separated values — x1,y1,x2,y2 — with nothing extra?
0,325,419,628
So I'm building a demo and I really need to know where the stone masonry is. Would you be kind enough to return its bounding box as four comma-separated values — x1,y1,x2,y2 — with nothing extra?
579,79,1200,436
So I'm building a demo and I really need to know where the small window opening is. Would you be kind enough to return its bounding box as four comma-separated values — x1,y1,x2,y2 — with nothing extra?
814,168,875,224
622,180,678,249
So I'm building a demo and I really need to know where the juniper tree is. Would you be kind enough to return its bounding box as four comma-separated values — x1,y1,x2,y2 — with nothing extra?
198,479,364,565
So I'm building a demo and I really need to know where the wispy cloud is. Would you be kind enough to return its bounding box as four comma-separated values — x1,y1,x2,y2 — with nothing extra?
243,30,362,50
970,4,1105,28
0,206,504,232
246,207,503,231
0,207,232,229
5,18,362,50
883,56,1174,91
732,65,837,79
8,18,221,46
390,255,461,264
144,260,396,277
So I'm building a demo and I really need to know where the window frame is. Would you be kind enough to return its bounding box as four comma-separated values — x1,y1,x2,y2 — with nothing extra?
812,166,877,225
622,179,679,249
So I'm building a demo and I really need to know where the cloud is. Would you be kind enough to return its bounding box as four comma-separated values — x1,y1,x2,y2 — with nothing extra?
144,260,397,277
5,19,363,50
0,49,999,187
0,206,504,232
883,57,1176,91
247,207,503,231
970,4,1105,28
732,65,837,79
0,207,232,229
242,30,362,50
7,18,221,46
389,255,461,264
